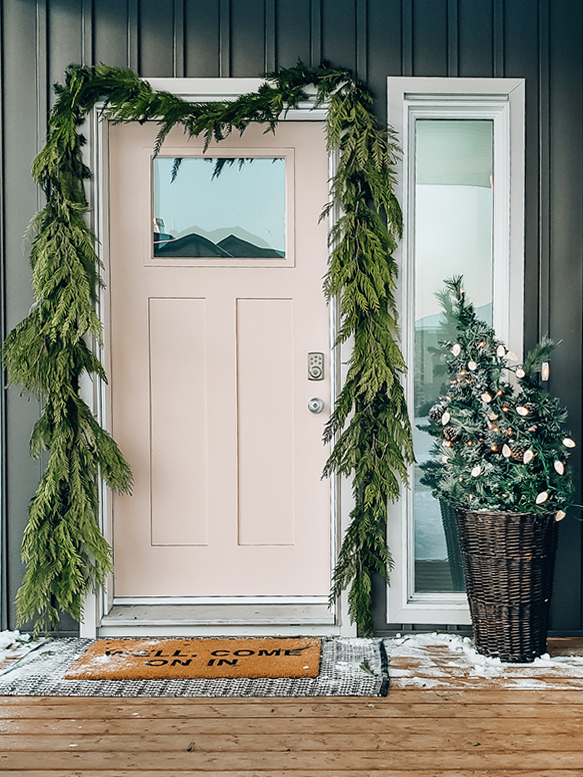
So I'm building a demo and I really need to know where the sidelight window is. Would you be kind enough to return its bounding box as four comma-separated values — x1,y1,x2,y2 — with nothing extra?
387,77,525,624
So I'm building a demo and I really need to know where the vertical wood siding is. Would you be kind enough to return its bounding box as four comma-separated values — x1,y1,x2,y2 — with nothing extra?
0,0,581,634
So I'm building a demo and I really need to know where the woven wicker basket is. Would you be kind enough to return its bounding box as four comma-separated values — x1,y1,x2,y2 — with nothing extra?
439,500,465,591
454,508,558,663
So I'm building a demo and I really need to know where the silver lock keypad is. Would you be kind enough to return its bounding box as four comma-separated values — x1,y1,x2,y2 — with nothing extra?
308,352,324,380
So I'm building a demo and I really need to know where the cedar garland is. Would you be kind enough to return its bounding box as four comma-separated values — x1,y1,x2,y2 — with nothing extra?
3,62,413,635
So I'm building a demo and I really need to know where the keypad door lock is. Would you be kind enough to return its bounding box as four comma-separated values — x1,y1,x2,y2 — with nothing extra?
308,352,324,381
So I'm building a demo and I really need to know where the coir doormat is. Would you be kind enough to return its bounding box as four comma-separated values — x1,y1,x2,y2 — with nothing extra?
0,637,389,697
65,637,320,680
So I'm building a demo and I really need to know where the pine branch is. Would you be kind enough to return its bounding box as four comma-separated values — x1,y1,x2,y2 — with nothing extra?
4,61,413,636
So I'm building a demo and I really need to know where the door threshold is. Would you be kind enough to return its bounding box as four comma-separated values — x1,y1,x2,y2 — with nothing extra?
99,602,339,637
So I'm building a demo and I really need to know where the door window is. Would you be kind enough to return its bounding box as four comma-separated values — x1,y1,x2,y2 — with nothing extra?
153,156,286,259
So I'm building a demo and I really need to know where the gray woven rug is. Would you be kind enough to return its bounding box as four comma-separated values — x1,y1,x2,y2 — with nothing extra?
0,637,389,697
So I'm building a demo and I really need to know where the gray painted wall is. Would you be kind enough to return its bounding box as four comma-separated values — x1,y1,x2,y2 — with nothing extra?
1,0,581,634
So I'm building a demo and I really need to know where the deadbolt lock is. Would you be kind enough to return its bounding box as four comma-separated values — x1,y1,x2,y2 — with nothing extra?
308,352,324,380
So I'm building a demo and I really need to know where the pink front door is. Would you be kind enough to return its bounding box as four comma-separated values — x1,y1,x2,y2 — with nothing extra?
108,120,332,599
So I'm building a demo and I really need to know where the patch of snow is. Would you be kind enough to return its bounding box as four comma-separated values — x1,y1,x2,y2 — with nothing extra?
0,630,30,649
384,631,583,689
0,630,42,668
338,637,380,647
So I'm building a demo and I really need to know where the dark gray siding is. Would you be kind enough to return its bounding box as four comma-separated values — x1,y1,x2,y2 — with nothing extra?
0,0,581,634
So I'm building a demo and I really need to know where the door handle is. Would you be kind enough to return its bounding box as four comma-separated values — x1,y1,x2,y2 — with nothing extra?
308,398,325,414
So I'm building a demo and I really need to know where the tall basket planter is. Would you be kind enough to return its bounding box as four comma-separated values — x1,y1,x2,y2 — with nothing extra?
455,509,559,663
439,500,466,591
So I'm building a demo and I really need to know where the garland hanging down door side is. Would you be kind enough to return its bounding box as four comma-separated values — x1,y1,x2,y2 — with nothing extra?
107,120,332,601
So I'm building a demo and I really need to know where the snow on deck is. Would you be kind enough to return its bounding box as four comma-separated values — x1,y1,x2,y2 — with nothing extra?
385,632,583,690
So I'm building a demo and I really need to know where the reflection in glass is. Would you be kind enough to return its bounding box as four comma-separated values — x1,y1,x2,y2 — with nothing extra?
413,120,494,593
153,157,286,258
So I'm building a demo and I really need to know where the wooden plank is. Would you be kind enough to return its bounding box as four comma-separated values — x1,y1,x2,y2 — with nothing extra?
3,687,583,704
390,689,583,703
2,750,583,770
1,772,583,777
2,714,581,735
0,730,582,753
2,701,583,719
390,674,583,688
4,772,583,777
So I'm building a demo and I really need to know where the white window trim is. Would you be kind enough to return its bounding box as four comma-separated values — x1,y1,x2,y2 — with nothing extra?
78,78,354,638
387,76,525,625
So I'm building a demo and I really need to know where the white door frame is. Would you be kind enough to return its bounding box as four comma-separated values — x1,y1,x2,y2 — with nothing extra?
79,78,355,638
387,76,525,625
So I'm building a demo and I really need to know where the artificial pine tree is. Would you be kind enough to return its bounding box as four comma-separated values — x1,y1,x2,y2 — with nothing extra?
421,277,575,517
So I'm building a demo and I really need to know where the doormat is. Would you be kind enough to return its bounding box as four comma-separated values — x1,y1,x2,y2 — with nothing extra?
65,637,321,680
0,637,388,697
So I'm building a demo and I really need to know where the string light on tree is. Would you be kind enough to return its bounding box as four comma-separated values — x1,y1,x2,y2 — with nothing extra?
420,276,575,518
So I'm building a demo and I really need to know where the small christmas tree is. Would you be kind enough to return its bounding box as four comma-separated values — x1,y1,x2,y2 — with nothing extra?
421,277,575,516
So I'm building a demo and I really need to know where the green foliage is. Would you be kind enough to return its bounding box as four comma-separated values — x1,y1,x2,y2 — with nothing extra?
421,277,575,516
4,61,412,636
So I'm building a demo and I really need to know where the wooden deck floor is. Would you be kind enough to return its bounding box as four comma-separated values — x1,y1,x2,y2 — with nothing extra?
1,688,583,775
1,636,583,774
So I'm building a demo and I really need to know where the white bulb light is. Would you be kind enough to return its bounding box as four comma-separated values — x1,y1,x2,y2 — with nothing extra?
554,461,565,474
516,406,529,416
481,393,492,403
502,444,511,458
471,465,482,477
563,438,576,448
451,344,461,356
516,367,526,378
496,345,506,358
535,491,549,504
468,361,477,371
441,412,451,425
506,351,518,362
523,450,534,464
556,510,566,522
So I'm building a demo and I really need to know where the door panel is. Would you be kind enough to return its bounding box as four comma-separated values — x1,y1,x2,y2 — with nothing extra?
108,120,331,599
149,297,209,547
236,298,294,546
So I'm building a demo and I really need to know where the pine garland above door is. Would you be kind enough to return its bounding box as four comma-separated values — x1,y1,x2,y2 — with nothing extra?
3,62,413,635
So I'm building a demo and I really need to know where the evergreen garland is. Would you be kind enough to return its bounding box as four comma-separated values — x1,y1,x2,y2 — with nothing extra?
421,277,575,515
3,62,413,635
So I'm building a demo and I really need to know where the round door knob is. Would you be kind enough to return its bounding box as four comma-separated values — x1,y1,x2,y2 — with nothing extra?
308,397,325,414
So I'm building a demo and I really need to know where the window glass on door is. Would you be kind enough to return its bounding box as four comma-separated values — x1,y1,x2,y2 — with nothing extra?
153,156,286,258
